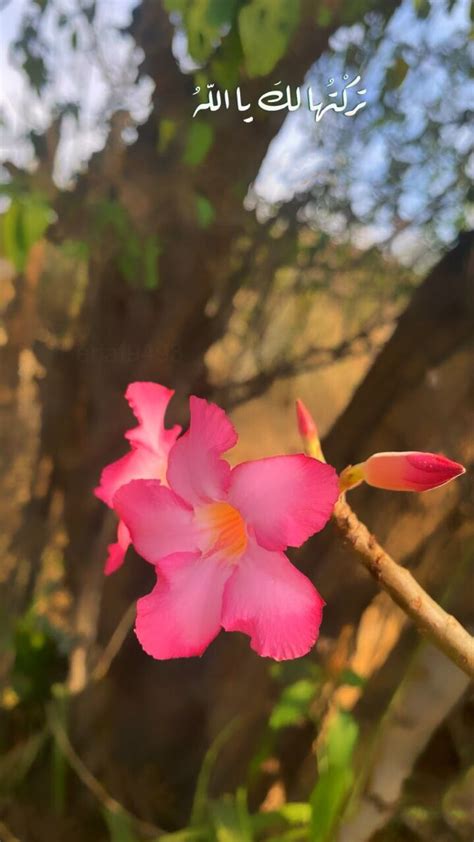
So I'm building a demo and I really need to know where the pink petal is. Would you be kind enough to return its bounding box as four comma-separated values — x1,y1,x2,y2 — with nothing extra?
124,382,181,453
135,552,233,659
95,446,165,508
222,539,325,661
167,396,237,507
227,455,339,551
104,520,131,576
363,451,466,492
114,479,199,564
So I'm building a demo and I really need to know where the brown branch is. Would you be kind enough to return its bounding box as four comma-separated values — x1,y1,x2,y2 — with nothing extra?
333,497,474,680
213,321,388,410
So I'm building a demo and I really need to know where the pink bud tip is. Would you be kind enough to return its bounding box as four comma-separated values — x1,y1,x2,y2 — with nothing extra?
296,399,318,440
362,451,466,492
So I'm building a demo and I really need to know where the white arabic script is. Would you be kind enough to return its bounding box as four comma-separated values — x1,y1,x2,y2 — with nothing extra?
192,76,367,123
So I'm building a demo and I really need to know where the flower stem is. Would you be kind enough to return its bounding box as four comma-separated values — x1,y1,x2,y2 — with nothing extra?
333,497,474,680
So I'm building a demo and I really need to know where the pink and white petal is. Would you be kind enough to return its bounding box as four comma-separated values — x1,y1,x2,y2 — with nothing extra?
104,520,131,576
227,455,339,551
135,552,233,659
114,479,199,564
124,382,181,454
222,539,325,661
167,396,238,507
95,446,166,509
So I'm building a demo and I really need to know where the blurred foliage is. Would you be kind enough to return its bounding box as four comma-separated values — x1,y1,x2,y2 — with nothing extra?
94,200,162,289
104,808,140,842
195,194,216,228
163,0,299,78
310,710,359,841
184,122,214,167
238,0,300,78
0,191,162,289
0,192,54,271
11,608,68,706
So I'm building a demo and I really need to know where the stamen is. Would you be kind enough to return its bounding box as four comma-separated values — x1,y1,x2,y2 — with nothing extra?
194,502,247,561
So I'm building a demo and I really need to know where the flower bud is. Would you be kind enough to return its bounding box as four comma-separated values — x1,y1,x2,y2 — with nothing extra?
296,399,325,461
361,451,465,492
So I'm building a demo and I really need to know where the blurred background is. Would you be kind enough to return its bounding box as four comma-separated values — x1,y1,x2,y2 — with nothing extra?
0,0,473,840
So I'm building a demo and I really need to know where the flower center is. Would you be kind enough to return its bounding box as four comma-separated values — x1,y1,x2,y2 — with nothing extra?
194,502,247,562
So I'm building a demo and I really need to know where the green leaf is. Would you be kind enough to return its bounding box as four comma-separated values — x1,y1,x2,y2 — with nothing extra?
22,53,48,93
385,56,409,91
158,118,178,153
310,710,359,841
185,0,223,63
206,0,238,27
211,26,243,90
11,610,66,704
103,808,139,842
195,194,215,228
0,195,54,271
163,0,188,12
325,710,358,768
181,0,238,64
94,200,161,288
60,239,89,262
269,679,316,730
183,121,214,167
338,668,367,689
210,790,253,842
50,690,69,814
413,0,430,18
316,5,333,27
191,717,241,827
143,236,161,290
238,0,300,78
277,803,311,825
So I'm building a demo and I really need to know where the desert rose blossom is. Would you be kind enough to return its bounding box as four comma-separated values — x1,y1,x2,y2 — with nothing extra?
114,395,340,661
94,383,181,574
339,451,465,493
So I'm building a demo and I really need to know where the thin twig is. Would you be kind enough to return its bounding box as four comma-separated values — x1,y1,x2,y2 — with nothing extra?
333,497,474,680
47,705,162,838
90,602,136,684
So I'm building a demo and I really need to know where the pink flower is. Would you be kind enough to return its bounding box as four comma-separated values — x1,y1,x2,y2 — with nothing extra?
361,451,465,492
94,383,181,574
113,395,339,661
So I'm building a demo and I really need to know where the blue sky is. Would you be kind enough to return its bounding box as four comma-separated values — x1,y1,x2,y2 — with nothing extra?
0,0,149,180
1,0,472,266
